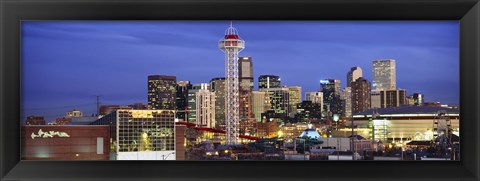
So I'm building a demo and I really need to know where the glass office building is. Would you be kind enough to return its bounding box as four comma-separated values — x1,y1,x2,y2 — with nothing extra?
91,109,176,160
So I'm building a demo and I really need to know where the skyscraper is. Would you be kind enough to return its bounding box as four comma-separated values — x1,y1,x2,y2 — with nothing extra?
288,86,302,116
195,84,216,128
251,91,266,122
320,79,342,117
258,75,281,89
148,75,177,110
305,92,323,105
412,93,424,106
210,77,226,128
347,66,363,87
341,87,352,117
261,87,290,118
176,81,192,121
239,57,254,123
187,83,209,123
351,77,371,114
372,59,396,91
239,56,254,91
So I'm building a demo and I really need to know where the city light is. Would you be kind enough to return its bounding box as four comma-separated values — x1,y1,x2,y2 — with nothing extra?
21,21,460,161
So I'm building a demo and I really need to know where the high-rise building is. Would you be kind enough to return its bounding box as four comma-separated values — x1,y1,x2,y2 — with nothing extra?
239,56,254,91
296,101,322,121
176,81,192,121
305,92,323,105
412,93,424,106
351,77,371,114
195,84,216,128
288,86,302,117
258,75,281,89
91,109,175,160
239,89,253,120
210,77,226,128
372,59,396,91
347,66,363,87
252,91,266,122
187,83,211,124
371,91,381,109
148,75,177,110
320,79,342,117
372,89,406,108
238,57,254,123
261,87,290,118
341,87,352,117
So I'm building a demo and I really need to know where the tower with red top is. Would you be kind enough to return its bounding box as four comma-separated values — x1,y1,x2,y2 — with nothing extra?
219,22,245,144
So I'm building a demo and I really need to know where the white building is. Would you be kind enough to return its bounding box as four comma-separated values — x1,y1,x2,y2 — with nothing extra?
372,59,396,91
288,86,302,116
347,66,363,87
195,84,216,128
341,87,352,117
252,91,266,122
305,91,323,108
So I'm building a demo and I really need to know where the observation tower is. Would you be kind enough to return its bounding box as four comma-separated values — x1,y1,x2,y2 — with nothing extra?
219,22,245,144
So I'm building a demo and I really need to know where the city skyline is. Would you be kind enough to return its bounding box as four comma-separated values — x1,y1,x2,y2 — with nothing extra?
22,21,459,122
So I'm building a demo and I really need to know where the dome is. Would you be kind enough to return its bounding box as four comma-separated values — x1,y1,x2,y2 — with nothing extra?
299,128,321,139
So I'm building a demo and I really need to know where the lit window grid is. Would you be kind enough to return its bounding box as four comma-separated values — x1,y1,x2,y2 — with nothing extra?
116,110,175,152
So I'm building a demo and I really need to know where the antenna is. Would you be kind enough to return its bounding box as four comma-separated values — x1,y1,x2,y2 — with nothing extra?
95,95,100,116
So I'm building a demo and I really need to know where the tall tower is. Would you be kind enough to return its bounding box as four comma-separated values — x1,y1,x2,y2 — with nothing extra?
372,59,396,91
219,22,245,144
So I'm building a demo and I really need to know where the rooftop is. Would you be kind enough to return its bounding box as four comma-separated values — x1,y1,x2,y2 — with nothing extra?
354,105,459,116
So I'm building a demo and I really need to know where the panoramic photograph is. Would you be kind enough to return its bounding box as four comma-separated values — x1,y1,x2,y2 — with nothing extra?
21,21,459,161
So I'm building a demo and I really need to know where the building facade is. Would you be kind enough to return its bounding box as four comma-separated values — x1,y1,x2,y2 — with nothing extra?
195,86,216,128
320,79,342,118
347,66,363,87
258,75,281,89
412,93,424,106
252,91,266,122
239,56,254,91
372,59,396,91
187,83,210,124
288,86,302,117
26,116,46,125
261,87,290,117
91,109,176,160
148,75,177,110
351,77,371,114
341,87,352,117
22,125,110,160
351,106,459,142
305,91,323,108
176,81,192,121
380,89,406,108
210,78,226,128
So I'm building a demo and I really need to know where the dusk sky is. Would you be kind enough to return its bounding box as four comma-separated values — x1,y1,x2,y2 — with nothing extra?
21,21,459,122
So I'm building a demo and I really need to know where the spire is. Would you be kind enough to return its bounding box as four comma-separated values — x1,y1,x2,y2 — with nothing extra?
225,21,239,39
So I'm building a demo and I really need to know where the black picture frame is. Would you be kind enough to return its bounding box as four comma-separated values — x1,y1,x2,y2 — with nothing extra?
1,0,479,180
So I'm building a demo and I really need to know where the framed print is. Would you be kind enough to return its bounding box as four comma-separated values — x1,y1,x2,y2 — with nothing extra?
1,0,479,180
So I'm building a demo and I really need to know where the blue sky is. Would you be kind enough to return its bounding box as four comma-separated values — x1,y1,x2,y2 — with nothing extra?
21,21,459,122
